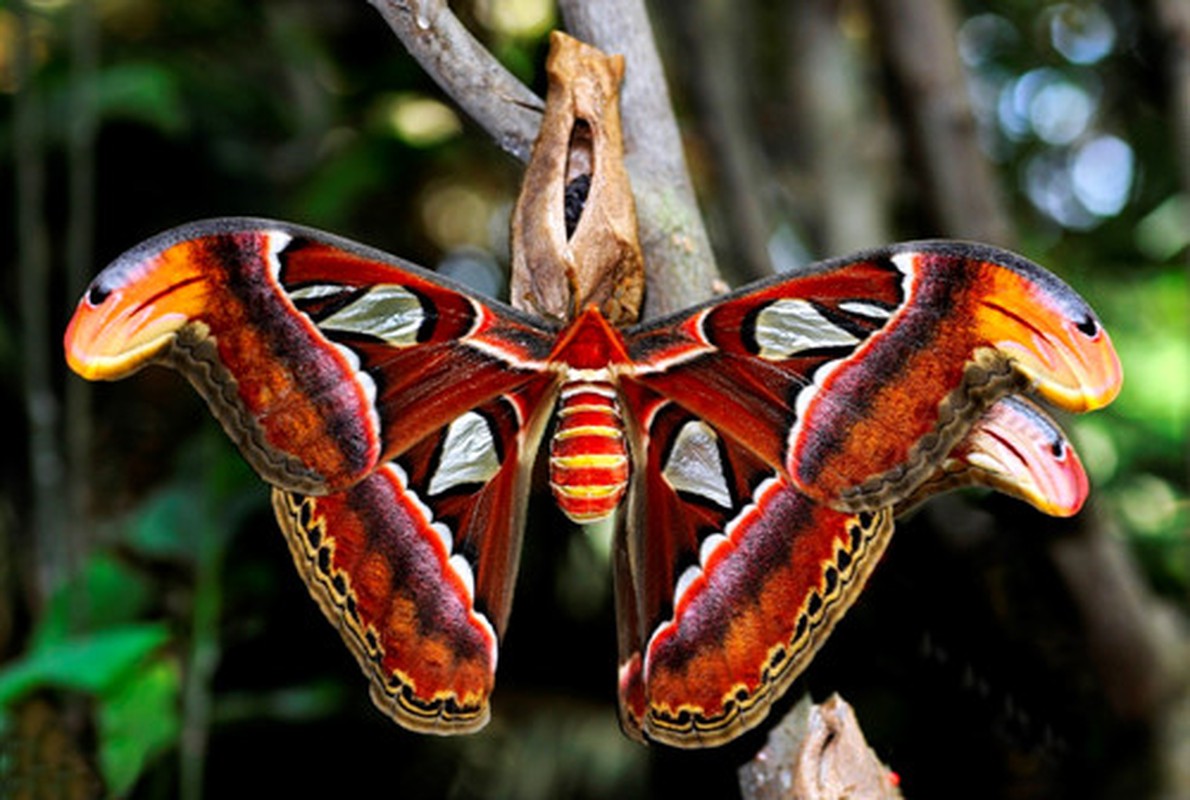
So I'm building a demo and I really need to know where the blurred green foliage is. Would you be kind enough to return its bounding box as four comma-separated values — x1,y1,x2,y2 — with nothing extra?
0,568,176,796
0,431,261,795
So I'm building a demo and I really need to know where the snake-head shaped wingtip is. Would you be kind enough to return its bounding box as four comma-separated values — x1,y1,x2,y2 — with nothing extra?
1000,308,1122,414
962,396,1090,517
64,229,231,381
66,271,180,381
895,395,1089,518
969,253,1123,414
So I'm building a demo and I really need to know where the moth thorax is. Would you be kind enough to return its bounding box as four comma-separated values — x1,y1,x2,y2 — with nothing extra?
549,373,629,524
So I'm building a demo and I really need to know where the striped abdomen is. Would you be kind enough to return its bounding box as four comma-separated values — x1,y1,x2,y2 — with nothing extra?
549,371,629,523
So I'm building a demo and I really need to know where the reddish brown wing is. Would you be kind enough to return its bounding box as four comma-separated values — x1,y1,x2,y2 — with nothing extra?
896,394,1089,518
613,242,1121,747
621,241,1121,513
613,385,893,746
613,391,1094,747
65,218,563,734
66,222,1123,746
65,218,559,495
273,378,555,733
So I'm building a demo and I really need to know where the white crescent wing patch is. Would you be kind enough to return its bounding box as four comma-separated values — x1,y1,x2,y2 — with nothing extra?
753,298,859,359
428,411,501,496
662,421,732,509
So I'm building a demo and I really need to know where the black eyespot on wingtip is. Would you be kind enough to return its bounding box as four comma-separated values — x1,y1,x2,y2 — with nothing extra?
86,283,111,306
1075,315,1099,337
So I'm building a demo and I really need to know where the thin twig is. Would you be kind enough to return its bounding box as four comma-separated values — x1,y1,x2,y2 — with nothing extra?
365,0,543,161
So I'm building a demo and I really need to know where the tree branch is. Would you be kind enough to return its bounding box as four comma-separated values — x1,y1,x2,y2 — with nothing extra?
15,0,66,603
1155,0,1190,204
366,0,721,317
738,694,902,800
65,0,98,594
785,1,894,257
365,0,544,162
657,0,775,283
560,0,720,314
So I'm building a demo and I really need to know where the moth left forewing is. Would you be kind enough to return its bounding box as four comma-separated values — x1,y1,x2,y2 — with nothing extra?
275,231,562,473
65,218,560,497
614,392,894,747
273,378,557,734
622,241,1121,514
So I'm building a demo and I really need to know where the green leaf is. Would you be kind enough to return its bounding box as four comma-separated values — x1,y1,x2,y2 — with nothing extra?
99,658,182,797
292,140,391,225
30,555,154,652
124,486,205,560
96,62,188,135
0,624,171,706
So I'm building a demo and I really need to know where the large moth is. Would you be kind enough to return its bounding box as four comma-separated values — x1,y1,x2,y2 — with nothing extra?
64,33,1121,747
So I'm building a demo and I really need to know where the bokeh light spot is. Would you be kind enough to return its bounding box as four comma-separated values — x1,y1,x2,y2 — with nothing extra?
1072,134,1133,216
1049,3,1115,65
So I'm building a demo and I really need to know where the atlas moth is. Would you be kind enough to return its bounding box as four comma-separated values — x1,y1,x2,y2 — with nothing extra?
64,33,1121,747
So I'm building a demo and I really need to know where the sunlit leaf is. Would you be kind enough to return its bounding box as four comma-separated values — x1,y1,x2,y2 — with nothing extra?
0,624,170,706
98,657,182,797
